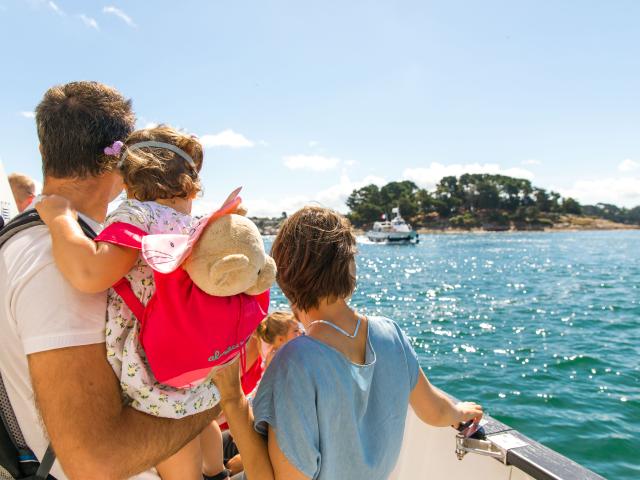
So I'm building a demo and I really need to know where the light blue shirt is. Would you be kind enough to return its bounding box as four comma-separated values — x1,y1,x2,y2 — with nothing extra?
253,316,420,480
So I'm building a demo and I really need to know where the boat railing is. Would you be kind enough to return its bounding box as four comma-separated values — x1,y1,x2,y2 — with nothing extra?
391,405,605,480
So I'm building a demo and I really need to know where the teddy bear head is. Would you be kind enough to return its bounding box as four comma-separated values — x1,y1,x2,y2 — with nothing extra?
182,214,276,297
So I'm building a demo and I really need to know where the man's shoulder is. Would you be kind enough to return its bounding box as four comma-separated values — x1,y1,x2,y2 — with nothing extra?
2,223,55,272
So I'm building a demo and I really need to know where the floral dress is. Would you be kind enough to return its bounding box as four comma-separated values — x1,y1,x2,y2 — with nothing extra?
105,199,219,418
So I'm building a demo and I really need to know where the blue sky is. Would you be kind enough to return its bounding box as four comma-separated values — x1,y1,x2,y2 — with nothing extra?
1,0,639,215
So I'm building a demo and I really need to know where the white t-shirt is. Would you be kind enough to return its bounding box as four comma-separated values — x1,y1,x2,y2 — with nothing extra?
0,213,158,480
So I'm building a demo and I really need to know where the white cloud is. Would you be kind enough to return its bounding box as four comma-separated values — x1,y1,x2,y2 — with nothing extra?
618,159,639,173
238,196,309,218
283,154,340,172
192,194,305,219
103,6,136,27
48,1,64,15
199,129,254,148
19,111,35,118
144,122,158,129
558,176,640,208
522,159,541,166
403,162,535,190
78,14,99,30
227,173,387,218
314,173,387,211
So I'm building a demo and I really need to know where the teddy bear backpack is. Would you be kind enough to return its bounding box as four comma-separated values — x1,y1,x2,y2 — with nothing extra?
95,188,275,388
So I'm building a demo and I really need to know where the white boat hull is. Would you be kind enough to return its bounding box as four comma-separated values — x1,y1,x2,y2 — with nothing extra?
391,409,603,480
366,230,419,244
391,410,533,479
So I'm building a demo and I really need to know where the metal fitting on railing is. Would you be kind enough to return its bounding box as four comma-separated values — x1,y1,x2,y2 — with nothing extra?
455,433,508,464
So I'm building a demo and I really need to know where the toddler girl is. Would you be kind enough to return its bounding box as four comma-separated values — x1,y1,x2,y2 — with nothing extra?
36,125,233,480
255,311,304,369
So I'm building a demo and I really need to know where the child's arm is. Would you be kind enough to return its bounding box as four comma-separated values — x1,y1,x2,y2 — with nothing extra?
409,369,483,427
36,195,140,294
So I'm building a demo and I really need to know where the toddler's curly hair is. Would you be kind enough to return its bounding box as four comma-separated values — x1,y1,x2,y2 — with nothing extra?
120,125,203,201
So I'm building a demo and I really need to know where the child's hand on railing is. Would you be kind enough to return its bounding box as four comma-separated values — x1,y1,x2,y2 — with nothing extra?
452,401,484,433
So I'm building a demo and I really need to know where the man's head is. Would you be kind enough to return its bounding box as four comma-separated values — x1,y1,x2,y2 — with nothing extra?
8,173,37,212
271,206,357,312
35,81,135,179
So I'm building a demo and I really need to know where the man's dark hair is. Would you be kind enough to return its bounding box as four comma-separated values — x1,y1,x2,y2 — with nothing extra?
35,81,135,178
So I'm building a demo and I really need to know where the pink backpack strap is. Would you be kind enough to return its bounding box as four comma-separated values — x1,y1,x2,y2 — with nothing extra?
94,222,147,250
95,222,149,321
112,278,146,321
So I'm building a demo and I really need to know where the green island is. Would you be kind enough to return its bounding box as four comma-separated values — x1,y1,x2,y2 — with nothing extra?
346,174,640,232
252,174,640,234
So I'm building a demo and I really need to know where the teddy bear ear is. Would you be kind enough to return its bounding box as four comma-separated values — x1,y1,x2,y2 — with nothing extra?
233,203,248,216
245,256,277,295
209,254,250,287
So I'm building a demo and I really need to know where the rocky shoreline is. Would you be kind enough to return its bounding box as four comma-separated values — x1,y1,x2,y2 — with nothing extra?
254,214,638,236
349,215,638,237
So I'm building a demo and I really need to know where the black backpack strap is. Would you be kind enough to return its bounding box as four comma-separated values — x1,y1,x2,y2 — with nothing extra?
0,210,96,247
0,209,96,479
0,371,47,478
34,445,55,480
0,210,44,249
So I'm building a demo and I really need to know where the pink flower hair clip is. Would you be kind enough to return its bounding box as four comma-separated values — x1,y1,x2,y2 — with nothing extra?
104,140,124,157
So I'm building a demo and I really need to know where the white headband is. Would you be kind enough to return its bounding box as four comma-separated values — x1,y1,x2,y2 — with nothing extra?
118,141,197,169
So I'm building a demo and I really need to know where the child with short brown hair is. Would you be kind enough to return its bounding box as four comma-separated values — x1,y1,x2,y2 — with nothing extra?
214,206,483,480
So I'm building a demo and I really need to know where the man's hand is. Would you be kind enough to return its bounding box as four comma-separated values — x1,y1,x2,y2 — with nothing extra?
35,194,77,225
29,343,219,480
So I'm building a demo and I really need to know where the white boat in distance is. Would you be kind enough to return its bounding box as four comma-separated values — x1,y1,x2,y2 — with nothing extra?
367,207,419,244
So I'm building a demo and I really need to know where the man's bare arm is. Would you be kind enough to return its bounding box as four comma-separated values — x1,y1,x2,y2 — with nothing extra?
29,343,220,480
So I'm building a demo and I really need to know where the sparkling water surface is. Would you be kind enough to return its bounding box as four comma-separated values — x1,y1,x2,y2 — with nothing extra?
266,231,639,479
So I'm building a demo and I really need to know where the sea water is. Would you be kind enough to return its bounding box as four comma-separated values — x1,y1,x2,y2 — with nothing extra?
265,230,639,479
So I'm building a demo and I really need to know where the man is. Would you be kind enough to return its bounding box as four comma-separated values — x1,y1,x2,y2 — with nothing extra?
8,172,36,212
0,81,219,479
